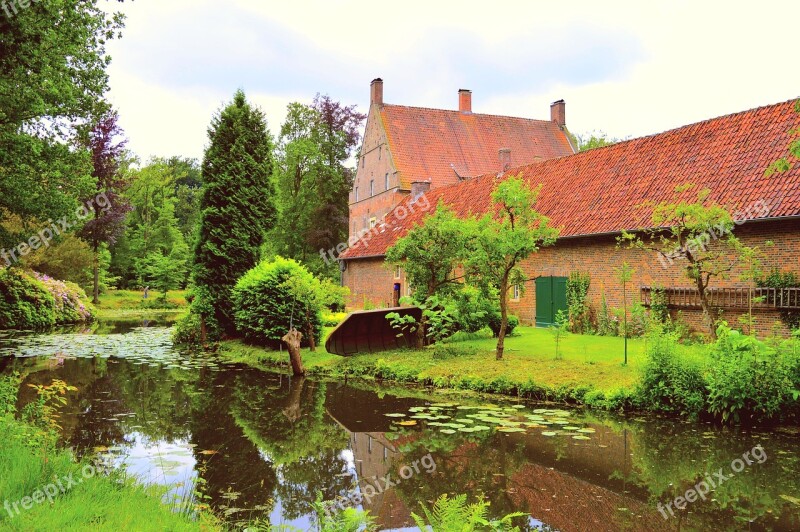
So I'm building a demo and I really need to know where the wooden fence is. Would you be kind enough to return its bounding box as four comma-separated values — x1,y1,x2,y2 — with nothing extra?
640,286,800,310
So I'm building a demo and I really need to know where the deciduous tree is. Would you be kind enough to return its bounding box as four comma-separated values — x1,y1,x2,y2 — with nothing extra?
465,177,559,360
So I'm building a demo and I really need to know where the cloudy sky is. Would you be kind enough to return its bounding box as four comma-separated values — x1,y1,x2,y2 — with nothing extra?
103,0,799,162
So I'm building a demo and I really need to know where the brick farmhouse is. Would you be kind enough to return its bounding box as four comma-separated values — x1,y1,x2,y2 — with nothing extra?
341,88,800,336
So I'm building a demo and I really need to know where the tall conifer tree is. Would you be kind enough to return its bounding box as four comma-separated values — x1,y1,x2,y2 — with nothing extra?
192,90,276,338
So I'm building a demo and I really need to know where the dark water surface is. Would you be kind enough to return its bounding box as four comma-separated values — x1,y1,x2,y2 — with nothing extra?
1,322,799,531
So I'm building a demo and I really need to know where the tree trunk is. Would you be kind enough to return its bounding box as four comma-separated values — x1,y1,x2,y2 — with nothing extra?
92,243,100,304
282,328,305,376
282,375,305,423
696,276,716,340
305,307,316,352
496,276,509,360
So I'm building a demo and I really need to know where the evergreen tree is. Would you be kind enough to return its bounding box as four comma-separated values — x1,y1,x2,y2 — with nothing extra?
192,90,276,338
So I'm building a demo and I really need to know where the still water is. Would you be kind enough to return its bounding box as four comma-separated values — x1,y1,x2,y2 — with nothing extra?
0,320,799,531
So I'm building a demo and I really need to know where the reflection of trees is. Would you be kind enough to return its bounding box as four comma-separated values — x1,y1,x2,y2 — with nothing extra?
229,375,351,519
188,369,278,521
628,420,800,530
391,430,533,530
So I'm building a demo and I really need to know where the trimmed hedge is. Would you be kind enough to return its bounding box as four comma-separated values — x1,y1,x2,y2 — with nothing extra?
232,257,322,348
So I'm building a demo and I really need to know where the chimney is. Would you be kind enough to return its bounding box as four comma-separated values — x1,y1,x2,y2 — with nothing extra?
411,180,431,200
498,148,511,172
458,89,472,113
550,99,566,127
370,78,384,106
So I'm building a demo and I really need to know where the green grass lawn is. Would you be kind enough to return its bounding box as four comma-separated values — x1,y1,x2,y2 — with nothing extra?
95,289,189,311
220,325,708,404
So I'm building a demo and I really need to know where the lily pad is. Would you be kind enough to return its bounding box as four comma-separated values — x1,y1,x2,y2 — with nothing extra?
384,413,406,418
541,431,557,437
497,427,527,433
572,435,591,440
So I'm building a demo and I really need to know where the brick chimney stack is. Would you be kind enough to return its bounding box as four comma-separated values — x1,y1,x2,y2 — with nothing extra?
458,89,472,113
550,99,566,127
370,78,384,106
411,180,431,200
498,148,511,172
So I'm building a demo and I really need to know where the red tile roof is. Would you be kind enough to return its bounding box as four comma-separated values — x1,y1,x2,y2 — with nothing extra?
342,98,800,260
380,104,575,189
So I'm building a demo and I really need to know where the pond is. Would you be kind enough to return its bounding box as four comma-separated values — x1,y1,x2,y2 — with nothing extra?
1,321,799,531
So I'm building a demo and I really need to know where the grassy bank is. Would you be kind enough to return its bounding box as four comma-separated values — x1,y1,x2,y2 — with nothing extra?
95,289,189,311
0,376,219,531
219,326,707,409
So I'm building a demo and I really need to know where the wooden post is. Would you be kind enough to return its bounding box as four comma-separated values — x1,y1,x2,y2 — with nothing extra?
282,328,306,376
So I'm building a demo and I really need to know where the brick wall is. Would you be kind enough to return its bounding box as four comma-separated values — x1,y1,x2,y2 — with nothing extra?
350,105,404,241
344,218,800,337
342,257,401,308
510,218,800,337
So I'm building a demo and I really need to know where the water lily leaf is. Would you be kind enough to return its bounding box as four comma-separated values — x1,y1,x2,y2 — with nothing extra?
384,413,406,417
440,429,456,434
572,435,591,440
577,428,596,434
397,420,417,426
541,431,557,437
497,427,527,433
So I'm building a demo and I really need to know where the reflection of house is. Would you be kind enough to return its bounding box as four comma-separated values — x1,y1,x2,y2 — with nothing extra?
342,99,800,335
346,78,576,306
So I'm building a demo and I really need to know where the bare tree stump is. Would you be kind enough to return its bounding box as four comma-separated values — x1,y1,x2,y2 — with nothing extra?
282,328,305,376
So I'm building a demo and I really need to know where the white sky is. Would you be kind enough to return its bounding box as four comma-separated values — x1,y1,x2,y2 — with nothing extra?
102,0,800,161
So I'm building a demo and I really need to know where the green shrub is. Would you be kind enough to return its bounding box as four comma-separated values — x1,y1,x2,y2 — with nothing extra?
431,343,478,360
232,256,322,348
32,273,95,324
597,292,617,336
706,323,797,423
172,312,205,346
0,268,57,329
637,325,707,417
488,313,519,337
566,271,592,333
322,312,347,327
450,285,494,334
0,269,95,330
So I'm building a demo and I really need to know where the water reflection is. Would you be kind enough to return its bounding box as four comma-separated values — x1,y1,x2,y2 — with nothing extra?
1,326,799,531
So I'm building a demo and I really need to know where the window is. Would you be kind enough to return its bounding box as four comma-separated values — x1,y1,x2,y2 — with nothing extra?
394,266,401,279
385,172,389,190
369,217,376,228
370,180,374,197
512,284,521,300
354,187,359,201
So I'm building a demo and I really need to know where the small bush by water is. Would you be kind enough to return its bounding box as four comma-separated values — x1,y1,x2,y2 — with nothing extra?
0,268,95,329
637,323,800,423
232,256,323,348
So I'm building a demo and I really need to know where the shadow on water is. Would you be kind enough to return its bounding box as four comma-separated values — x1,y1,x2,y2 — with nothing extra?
1,322,799,530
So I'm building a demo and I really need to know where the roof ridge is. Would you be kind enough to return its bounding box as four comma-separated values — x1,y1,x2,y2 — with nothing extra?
477,96,800,179
382,103,556,125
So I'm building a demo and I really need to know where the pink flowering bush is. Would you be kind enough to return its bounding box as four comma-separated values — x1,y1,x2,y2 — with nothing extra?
0,269,95,329
31,272,96,324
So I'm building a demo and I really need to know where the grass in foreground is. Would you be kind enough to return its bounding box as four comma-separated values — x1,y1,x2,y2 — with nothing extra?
219,326,707,406
0,414,218,531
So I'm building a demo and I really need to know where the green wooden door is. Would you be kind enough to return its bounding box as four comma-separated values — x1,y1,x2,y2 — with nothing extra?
535,276,568,327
